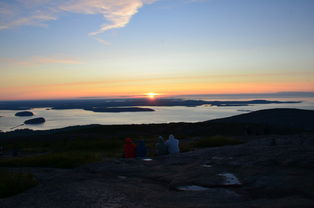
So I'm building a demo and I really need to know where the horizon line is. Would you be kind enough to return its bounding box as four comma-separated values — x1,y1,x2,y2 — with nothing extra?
0,91,313,102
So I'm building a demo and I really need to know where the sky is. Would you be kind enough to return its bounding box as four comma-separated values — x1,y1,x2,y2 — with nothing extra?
0,0,313,100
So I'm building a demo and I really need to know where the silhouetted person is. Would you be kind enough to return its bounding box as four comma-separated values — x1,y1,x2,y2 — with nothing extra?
136,140,147,158
124,138,136,158
165,134,180,154
156,136,168,156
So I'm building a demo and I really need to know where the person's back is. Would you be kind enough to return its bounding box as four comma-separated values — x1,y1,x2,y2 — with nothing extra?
136,140,147,158
165,134,180,154
124,138,136,158
156,136,168,155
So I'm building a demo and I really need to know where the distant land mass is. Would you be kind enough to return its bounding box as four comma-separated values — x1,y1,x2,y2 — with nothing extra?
0,98,301,111
83,107,154,113
175,91,314,99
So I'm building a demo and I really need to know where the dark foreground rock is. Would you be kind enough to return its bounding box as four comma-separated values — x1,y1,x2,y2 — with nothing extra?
15,111,34,117
1,134,314,208
24,117,45,125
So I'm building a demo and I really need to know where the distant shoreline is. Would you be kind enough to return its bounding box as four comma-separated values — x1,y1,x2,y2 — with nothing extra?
0,98,301,111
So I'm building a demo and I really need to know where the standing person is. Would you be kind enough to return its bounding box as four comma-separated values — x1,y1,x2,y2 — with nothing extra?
165,134,180,154
124,138,136,158
136,140,147,158
156,136,168,155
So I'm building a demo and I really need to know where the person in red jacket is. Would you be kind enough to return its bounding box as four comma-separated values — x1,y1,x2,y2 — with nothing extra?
124,138,136,158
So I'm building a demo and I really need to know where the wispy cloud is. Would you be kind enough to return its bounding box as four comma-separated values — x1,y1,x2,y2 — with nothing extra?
0,0,156,42
0,0,60,30
0,56,82,66
60,0,152,36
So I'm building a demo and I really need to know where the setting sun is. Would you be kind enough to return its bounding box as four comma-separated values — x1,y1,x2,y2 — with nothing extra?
146,92,159,99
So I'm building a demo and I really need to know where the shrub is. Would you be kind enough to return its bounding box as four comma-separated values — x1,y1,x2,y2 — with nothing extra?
0,152,103,168
2,137,122,153
0,169,38,198
193,135,244,148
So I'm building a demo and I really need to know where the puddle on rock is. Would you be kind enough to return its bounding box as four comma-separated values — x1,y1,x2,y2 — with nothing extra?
218,173,241,185
118,176,127,180
177,185,210,191
142,158,153,161
201,164,212,168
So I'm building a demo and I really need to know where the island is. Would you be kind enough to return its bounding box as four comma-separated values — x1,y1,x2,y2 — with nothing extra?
15,111,34,117
24,117,45,125
83,107,155,113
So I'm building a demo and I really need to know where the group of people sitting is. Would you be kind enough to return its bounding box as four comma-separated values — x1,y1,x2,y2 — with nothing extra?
123,134,180,158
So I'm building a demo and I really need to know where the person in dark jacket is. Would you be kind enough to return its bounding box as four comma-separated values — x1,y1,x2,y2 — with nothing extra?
156,136,168,155
136,140,147,158
124,138,136,158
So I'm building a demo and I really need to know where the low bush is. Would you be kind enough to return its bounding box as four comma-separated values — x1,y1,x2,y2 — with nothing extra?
2,137,122,153
0,152,103,168
0,169,38,198
193,135,244,148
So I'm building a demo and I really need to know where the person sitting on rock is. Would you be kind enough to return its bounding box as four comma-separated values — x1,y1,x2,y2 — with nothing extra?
124,138,136,158
165,134,180,154
156,136,168,156
136,140,147,158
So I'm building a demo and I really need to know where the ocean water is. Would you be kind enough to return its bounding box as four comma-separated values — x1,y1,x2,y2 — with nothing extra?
0,96,313,132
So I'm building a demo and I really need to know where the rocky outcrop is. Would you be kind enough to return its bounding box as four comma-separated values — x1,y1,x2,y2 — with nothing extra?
0,134,313,207
24,117,45,125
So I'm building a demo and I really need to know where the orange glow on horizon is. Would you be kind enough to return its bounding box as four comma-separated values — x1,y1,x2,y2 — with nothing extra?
0,79,313,100
145,92,159,99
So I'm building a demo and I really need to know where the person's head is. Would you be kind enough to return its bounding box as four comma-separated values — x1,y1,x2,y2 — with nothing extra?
158,136,164,141
169,134,175,140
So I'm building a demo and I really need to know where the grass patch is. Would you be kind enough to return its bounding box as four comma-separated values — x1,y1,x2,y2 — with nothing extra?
0,135,244,169
0,169,38,198
180,141,195,152
2,137,122,153
193,135,244,148
0,137,124,168
0,152,103,168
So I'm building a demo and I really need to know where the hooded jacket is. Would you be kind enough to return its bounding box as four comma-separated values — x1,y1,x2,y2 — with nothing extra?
156,136,168,155
124,138,136,158
136,140,147,157
165,134,180,154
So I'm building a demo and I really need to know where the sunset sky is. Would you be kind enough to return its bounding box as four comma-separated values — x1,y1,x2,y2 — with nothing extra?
0,0,313,100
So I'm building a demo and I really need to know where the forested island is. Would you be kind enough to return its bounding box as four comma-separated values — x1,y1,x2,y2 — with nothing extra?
15,111,34,117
